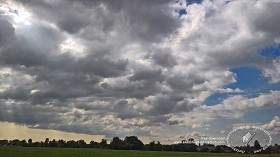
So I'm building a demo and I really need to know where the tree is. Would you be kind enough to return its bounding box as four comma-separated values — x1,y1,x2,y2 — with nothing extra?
65,140,76,148
58,139,66,148
76,140,87,148
100,139,108,148
0,140,8,146
28,138,32,147
215,145,223,153
147,141,156,151
11,139,21,146
155,141,163,151
254,140,261,150
110,137,124,150
89,141,99,148
123,136,144,150
162,144,172,151
49,139,57,147
21,140,27,147
44,138,49,147
273,144,280,154
146,141,162,151
33,142,42,147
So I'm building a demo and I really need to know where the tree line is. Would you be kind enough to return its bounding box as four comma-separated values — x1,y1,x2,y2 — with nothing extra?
0,136,279,154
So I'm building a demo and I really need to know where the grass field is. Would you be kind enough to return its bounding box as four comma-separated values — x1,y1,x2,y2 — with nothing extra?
0,147,280,157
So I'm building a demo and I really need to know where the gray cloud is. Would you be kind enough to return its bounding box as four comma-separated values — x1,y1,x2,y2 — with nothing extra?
0,18,15,47
129,69,163,82
253,1,280,37
148,48,177,67
16,0,179,43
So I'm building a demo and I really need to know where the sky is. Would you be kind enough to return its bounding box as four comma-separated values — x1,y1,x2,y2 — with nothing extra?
0,0,279,144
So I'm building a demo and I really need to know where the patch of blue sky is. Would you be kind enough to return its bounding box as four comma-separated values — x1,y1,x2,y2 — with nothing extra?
176,0,203,16
243,106,280,124
208,107,280,137
179,9,187,16
209,106,280,128
210,107,280,141
186,0,203,6
260,44,280,57
204,66,280,106
228,66,280,96
204,93,229,106
227,66,267,93
175,0,183,5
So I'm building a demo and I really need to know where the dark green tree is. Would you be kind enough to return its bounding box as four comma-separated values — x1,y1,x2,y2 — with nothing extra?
100,139,108,148
28,138,32,147
58,139,66,148
162,144,172,151
44,138,49,147
11,139,21,146
215,145,223,153
77,140,87,148
254,140,261,150
49,139,57,147
89,141,99,148
21,140,27,147
66,140,76,148
146,141,162,151
110,137,124,150
123,136,144,150
0,140,8,146
147,141,156,151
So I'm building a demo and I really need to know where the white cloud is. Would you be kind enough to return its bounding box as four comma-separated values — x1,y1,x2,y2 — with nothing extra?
263,58,280,83
171,91,280,127
262,116,280,135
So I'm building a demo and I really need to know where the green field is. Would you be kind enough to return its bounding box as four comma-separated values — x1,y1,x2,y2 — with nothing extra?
0,147,280,157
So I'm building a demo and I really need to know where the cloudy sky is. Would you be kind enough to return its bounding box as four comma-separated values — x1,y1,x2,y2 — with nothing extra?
0,0,279,144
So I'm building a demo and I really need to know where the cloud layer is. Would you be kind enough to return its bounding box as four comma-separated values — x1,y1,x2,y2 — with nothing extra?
0,0,279,141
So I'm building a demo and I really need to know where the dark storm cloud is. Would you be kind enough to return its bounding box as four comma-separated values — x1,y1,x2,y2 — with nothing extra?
166,74,205,91
147,94,196,116
151,49,177,67
1,33,128,77
0,40,49,67
0,29,128,104
58,15,88,34
0,99,68,125
253,2,280,36
129,69,163,82
15,0,90,34
5,56,127,102
71,0,179,40
0,21,64,66
16,0,179,42
72,56,128,77
0,18,15,47
111,100,142,119
0,86,29,101
144,47,178,67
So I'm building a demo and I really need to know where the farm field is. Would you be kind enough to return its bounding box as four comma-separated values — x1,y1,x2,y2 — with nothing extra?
0,147,279,157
